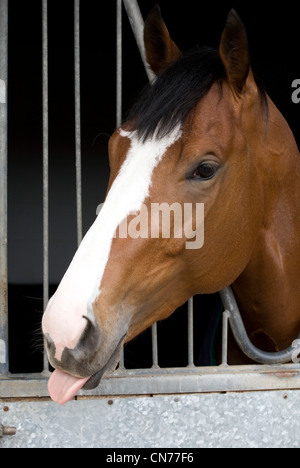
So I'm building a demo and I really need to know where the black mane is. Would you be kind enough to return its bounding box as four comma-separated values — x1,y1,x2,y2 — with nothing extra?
125,47,226,141
125,46,267,141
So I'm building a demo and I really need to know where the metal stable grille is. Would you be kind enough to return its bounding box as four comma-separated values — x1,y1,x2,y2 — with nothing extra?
1,0,300,400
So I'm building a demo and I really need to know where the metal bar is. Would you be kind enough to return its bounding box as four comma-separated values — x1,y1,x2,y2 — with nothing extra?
122,0,155,82
84,364,300,396
116,0,122,128
221,311,230,366
220,287,300,364
151,322,159,368
187,298,194,367
118,349,125,371
2,363,300,398
42,0,49,372
0,0,8,376
74,0,82,245
116,0,125,369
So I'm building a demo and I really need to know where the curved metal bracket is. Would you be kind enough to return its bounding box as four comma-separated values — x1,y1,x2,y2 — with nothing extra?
220,287,300,364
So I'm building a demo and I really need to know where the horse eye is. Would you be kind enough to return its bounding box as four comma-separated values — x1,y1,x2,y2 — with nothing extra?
192,163,218,180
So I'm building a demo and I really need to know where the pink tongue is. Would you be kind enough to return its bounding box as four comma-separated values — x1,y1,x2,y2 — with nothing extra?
48,369,90,405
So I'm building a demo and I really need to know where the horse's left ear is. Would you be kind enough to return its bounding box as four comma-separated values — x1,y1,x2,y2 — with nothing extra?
144,5,182,76
219,10,253,95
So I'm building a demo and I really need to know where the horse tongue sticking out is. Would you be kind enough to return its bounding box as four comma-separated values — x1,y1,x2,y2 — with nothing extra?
48,370,90,405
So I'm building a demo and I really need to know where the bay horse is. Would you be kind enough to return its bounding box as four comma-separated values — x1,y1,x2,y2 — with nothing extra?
42,7,300,404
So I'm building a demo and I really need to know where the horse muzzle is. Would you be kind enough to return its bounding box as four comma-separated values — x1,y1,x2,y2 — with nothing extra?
45,330,126,405
43,303,127,404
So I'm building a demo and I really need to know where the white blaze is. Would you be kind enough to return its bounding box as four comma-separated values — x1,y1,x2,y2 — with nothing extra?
42,126,182,359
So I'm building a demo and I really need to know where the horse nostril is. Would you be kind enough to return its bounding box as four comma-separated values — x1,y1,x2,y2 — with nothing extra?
79,314,101,356
44,333,56,355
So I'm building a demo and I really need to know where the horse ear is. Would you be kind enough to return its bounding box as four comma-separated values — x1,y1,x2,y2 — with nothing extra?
144,5,182,76
219,10,251,94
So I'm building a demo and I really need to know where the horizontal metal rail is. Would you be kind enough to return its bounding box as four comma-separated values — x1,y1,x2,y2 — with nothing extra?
1,363,300,398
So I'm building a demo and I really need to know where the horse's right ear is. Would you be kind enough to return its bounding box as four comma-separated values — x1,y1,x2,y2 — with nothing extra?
144,5,182,76
219,10,251,95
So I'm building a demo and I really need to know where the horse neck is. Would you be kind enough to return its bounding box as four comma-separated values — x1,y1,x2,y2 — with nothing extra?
233,98,300,351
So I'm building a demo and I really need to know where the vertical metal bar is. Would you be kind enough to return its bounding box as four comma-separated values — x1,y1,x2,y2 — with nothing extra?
118,346,125,371
123,0,155,82
42,0,49,372
187,298,194,367
74,0,82,245
123,0,159,370
116,0,125,370
0,0,9,375
221,311,230,366
151,322,159,368
116,0,122,128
